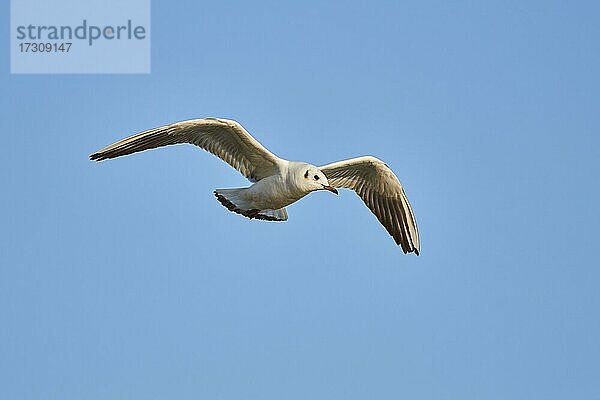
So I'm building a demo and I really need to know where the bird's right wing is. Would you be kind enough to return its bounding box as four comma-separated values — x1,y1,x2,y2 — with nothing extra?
90,118,283,182
320,156,420,255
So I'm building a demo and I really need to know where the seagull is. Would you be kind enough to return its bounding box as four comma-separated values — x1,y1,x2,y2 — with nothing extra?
90,118,420,254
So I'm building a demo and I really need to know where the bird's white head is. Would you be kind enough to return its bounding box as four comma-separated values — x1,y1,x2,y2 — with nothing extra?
294,163,338,195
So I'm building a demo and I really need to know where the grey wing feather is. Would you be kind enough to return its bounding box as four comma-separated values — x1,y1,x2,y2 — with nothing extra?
90,118,282,181
320,156,420,255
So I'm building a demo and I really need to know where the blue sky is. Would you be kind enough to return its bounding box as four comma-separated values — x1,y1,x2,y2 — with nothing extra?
1,0,599,399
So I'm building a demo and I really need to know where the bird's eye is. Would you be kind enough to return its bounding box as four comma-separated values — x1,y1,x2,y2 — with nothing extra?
314,175,320,180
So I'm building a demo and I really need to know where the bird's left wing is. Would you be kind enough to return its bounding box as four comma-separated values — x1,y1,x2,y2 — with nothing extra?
90,118,283,182
320,156,420,254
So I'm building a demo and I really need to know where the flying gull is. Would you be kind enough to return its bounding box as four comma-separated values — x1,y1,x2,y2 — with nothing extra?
90,118,420,254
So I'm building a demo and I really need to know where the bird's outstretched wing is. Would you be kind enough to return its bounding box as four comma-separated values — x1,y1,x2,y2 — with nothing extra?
320,156,420,255
90,118,283,182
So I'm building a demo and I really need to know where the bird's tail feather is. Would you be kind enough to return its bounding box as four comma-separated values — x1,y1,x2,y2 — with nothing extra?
258,208,288,221
214,189,288,221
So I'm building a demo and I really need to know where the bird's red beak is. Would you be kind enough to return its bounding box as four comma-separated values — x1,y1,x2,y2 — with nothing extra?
323,185,338,195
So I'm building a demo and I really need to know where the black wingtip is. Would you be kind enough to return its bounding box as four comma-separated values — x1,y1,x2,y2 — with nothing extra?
89,152,104,161
213,191,285,222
